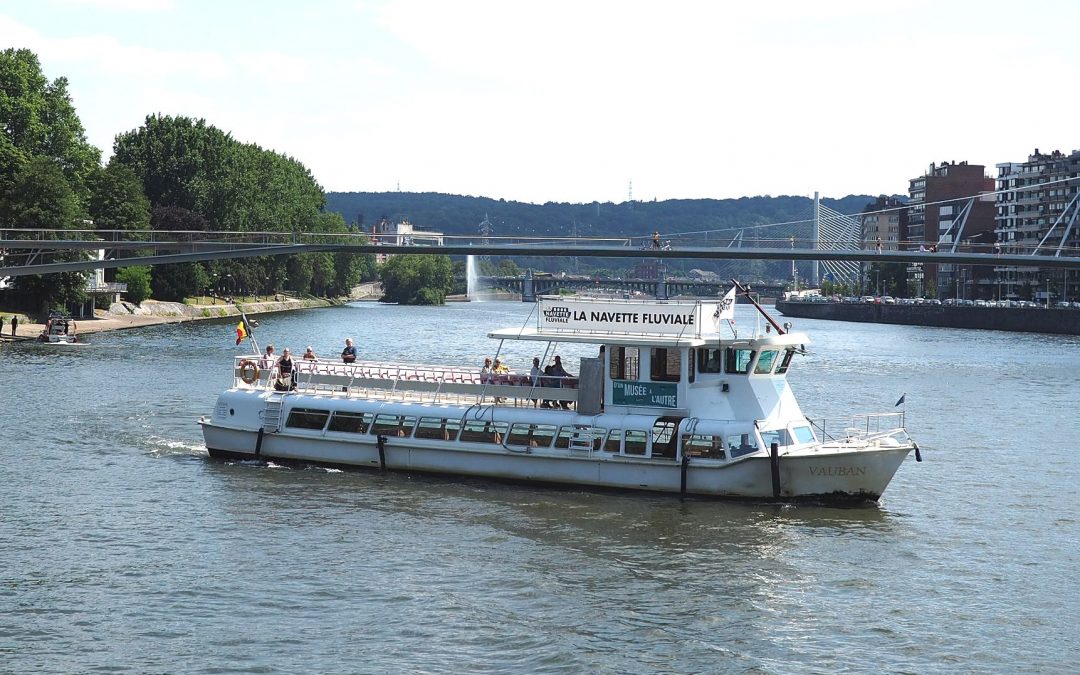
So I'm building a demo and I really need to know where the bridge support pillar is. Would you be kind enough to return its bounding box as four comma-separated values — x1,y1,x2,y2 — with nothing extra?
656,278,668,300
522,269,536,303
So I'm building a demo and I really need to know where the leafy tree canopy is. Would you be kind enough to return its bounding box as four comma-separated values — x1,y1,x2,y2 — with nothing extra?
0,48,101,195
379,254,454,305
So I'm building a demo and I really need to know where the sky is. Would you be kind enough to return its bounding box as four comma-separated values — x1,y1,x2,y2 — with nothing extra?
2,0,1078,205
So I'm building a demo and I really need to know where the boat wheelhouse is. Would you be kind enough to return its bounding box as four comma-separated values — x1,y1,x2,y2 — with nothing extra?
200,292,917,503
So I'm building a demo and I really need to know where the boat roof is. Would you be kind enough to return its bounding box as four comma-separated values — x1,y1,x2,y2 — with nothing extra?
490,295,809,347
488,326,809,348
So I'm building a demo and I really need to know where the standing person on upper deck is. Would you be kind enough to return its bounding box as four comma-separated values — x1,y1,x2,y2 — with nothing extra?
652,230,661,249
550,355,573,410
341,338,357,364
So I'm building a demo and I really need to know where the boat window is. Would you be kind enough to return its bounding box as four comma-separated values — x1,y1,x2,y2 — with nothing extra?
459,420,508,444
725,348,754,374
609,346,640,380
286,408,330,431
624,430,648,456
415,417,460,441
327,411,372,434
792,425,815,444
371,414,418,437
776,349,795,375
727,433,757,458
754,350,779,374
506,423,557,448
684,434,726,460
604,429,624,453
649,348,681,382
650,419,679,458
697,348,722,374
759,428,792,451
555,426,606,449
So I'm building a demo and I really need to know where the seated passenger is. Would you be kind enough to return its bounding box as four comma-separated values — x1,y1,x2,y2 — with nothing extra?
480,357,493,384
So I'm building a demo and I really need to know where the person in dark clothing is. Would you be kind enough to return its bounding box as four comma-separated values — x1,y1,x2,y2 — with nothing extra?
276,348,297,390
10,315,17,336
341,338,358,364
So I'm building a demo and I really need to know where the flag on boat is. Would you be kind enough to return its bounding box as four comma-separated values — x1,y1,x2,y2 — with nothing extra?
895,393,906,406
717,286,737,321
235,320,247,345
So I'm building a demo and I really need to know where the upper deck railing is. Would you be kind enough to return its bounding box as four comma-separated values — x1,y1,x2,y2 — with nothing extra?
235,356,578,408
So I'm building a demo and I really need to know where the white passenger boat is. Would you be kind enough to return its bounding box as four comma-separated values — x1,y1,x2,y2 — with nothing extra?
37,315,78,344
199,288,918,503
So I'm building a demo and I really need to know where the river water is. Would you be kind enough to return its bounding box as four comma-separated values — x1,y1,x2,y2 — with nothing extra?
1,301,1077,673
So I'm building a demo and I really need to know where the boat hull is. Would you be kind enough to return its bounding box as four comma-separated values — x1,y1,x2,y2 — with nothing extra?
202,421,909,503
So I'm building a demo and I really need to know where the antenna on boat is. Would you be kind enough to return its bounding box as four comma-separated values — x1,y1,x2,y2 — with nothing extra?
731,279,786,335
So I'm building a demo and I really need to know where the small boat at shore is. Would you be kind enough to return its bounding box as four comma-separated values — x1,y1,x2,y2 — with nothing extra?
199,285,918,503
37,314,79,344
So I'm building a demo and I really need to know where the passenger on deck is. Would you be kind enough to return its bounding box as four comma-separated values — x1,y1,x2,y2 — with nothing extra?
550,356,573,409
259,344,276,370
493,359,509,375
303,346,318,361
341,338,357,364
276,348,297,391
540,364,555,408
481,357,493,384
529,357,542,407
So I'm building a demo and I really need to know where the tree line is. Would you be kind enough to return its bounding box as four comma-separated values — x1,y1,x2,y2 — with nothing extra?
1,48,375,314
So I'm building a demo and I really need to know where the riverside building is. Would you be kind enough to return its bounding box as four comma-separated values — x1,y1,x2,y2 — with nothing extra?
994,149,1080,302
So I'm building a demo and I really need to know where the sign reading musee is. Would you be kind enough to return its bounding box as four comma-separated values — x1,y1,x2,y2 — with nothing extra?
612,380,678,408
538,298,718,335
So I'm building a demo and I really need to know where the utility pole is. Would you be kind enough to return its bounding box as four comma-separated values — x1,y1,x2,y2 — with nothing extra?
812,192,820,286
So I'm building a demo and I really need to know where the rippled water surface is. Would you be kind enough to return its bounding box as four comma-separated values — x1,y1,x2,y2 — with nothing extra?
2,302,1077,673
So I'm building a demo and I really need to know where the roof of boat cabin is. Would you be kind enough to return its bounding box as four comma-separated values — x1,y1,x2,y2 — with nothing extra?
487,326,810,348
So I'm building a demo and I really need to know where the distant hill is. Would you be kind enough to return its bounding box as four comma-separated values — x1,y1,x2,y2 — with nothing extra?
323,191,883,281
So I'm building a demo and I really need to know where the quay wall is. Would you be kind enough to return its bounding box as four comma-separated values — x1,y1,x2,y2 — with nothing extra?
775,301,1080,335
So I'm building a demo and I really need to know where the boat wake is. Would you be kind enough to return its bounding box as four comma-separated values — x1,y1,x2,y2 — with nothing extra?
146,437,208,458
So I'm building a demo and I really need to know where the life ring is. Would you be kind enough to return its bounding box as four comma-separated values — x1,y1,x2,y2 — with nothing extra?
238,359,259,385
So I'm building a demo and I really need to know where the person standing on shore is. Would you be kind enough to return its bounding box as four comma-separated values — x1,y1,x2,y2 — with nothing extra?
10,315,17,336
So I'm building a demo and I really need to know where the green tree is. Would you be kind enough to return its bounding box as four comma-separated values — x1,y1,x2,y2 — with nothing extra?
116,265,152,304
379,254,454,305
87,161,151,235
0,48,100,196
4,156,88,312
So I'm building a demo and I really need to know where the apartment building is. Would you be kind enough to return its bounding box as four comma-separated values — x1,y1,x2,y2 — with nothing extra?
995,148,1080,301
907,161,995,297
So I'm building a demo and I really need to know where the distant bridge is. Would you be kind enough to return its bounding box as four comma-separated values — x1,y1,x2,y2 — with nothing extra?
3,229,1080,278
480,275,785,300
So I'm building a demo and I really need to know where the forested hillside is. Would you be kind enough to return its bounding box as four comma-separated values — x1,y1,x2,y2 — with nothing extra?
326,191,881,280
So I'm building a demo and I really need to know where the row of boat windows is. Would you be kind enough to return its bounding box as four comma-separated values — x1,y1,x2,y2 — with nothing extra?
284,408,776,459
608,346,794,383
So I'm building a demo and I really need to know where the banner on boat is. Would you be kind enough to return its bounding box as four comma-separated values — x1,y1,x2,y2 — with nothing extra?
537,298,720,336
612,380,678,408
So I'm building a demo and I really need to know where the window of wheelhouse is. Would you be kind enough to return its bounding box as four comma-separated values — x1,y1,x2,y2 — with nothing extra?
754,350,779,374
609,346,640,380
697,347,722,374
649,347,681,382
725,348,754,374
775,348,795,375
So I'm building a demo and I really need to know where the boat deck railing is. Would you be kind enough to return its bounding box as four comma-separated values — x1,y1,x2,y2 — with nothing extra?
234,356,579,408
810,412,907,443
